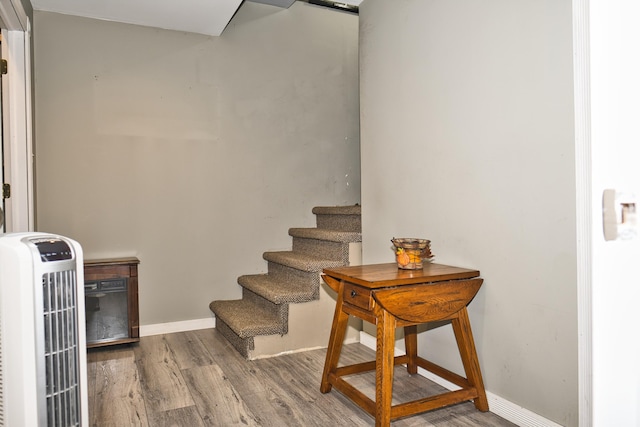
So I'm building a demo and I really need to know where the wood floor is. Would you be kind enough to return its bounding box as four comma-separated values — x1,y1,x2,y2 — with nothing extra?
87,328,517,426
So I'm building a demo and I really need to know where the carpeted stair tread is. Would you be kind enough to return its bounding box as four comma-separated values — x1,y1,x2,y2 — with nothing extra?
313,205,361,232
263,250,344,271
209,299,283,338
238,274,317,304
288,227,361,243
312,205,361,216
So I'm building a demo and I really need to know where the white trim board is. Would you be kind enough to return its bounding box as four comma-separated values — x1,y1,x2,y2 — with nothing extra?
359,332,562,427
572,0,592,425
140,317,216,337
1,24,34,232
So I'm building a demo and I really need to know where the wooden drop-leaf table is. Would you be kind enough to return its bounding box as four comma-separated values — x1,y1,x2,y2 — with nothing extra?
320,263,488,427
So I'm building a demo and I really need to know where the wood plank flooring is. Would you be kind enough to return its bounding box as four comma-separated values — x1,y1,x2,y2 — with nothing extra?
87,328,517,426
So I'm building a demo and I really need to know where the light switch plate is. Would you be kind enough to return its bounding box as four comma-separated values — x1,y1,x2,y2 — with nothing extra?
603,189,638,241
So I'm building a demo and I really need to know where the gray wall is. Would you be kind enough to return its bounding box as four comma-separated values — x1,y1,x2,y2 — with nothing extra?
33,2,360,325
359,1,577,425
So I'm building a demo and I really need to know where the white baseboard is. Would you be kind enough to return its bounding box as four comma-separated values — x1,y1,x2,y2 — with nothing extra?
140,317,216,337
359,332,562,427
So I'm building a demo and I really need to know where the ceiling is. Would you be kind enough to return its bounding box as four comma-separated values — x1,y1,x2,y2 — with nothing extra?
30,0,362,37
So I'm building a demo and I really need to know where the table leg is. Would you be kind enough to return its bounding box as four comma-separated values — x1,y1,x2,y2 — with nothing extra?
320,283,349,393
451,307,489,411
404,325,418,374
375,307,396,427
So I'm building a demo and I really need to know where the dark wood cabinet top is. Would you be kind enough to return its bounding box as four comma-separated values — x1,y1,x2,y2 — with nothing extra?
84,257,140,267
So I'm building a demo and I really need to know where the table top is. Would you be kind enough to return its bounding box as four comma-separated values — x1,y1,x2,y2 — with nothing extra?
322,262,480,289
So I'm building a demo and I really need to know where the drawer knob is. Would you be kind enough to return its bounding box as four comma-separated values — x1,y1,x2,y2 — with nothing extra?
350,290,357,298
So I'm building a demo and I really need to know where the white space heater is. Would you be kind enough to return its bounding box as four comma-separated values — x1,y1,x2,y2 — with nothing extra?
0,232,88,426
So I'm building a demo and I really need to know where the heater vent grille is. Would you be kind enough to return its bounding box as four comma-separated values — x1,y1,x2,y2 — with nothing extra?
42,270,81,427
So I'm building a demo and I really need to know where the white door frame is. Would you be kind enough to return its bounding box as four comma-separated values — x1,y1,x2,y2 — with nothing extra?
572,0,592,425
0,0,33,232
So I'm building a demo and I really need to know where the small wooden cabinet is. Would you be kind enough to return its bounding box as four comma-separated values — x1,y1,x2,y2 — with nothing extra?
84,257,140,348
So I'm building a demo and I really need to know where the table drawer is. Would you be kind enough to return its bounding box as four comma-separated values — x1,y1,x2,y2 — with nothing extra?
343,282,372,310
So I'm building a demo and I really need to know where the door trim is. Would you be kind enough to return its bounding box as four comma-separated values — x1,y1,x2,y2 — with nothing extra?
0,0,33,232
573,0,592,425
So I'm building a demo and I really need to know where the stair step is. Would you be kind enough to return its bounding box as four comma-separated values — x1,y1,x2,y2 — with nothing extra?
238,274,317,304
209,299,284,338
289,228,360,262
214,318,254,359
312,205,361,232
311,205,361,216
288,228,361,242
263,251,344,271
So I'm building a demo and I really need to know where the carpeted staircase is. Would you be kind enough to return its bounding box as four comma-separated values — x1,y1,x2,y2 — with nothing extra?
209,205,362,359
